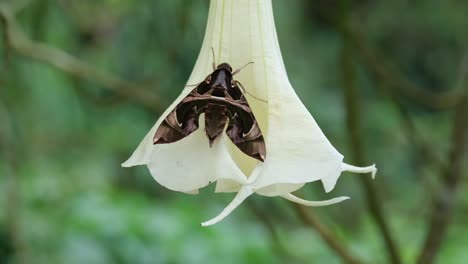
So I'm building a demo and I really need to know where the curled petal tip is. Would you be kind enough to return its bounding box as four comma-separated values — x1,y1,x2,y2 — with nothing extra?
121,161,131,168
342,163,377,179
338,196,351,202
201,186,254,227
282,193,350,207
200,220,215,227
371,165,377,179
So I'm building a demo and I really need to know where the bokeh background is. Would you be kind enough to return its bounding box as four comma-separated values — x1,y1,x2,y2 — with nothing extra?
1,0,467,263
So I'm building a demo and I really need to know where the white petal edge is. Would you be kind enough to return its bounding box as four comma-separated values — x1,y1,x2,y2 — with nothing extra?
281,193,350,206
184,190,199,195
122,0,219,168
201,186,254,227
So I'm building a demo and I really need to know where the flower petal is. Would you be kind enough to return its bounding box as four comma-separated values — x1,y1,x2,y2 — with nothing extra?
201,186,254,227
320,163,377,193
281,193,350,206
250,76,345,194
138,115,248,192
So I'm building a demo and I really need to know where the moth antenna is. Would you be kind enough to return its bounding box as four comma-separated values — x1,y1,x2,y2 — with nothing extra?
211,47,216,70
235,80,267,103
232,62,254,75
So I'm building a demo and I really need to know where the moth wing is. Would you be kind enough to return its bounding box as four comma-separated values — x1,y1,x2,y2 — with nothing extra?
153,83,210,144
225,87,266,162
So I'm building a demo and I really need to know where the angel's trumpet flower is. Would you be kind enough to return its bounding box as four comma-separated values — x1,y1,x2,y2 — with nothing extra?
123,0,376,226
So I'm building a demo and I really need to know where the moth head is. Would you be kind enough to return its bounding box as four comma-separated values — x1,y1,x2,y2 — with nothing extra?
216,63,233,72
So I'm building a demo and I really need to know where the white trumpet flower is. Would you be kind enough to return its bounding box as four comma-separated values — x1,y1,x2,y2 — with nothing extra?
122,0,376,226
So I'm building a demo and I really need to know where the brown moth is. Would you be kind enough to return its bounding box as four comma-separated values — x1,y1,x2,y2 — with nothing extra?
153,54,266,162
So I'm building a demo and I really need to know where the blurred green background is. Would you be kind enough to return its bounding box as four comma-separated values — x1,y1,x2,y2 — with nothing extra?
1,0,467,263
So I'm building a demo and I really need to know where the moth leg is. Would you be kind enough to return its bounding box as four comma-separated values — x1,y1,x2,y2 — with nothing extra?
234,80,267,103
211,47,216,70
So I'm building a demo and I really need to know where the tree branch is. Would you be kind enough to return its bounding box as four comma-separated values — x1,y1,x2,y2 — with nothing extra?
9,0,34,14
416,78,468,264
341,40,403,264
0,8,10,87
0,100,30,264
343,20,464,110
246,201,304,263
0,3,166,112
338,16,468,264
293,204,365,264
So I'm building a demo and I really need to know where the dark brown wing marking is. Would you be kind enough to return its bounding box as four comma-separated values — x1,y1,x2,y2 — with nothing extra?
224,85,266,162
153,67,266,162
153,105,199,144
153,88,201,144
